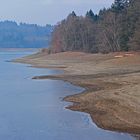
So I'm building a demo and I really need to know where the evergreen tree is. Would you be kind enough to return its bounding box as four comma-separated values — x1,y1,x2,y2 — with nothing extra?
86,10,94,18
112,0,130,12
86,10,98,21
68,11,77,18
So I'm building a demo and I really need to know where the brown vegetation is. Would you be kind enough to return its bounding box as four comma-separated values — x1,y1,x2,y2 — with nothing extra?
50,0,140,53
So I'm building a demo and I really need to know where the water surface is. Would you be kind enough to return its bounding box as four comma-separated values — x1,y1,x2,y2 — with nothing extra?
0,50,136,140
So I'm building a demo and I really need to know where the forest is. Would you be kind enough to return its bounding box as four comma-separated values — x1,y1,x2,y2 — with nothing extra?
50,0,140,53
0,21,53,48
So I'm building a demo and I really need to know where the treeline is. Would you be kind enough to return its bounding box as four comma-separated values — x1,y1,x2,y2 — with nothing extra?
50,0,140,53
0,21,53,48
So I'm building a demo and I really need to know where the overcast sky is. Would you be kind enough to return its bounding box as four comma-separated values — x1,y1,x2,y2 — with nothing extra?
0,0,114,25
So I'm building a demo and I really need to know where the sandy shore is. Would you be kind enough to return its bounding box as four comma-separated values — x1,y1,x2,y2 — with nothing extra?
14,51,140,134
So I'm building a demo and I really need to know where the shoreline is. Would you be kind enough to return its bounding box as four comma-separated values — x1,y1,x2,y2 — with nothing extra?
32,73,140,135
13,51,140,135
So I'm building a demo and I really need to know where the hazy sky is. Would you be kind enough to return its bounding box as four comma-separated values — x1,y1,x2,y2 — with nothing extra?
0,0,114,25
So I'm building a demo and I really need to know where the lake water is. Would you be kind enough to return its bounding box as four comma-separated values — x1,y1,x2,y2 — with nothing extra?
0,50,136,140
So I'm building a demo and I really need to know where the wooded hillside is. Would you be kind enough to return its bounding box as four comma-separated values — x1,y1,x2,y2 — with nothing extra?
0,21,53,48
50,0,140,53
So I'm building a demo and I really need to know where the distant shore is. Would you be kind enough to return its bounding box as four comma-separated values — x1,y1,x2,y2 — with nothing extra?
13,51,140,134
0,48,39,52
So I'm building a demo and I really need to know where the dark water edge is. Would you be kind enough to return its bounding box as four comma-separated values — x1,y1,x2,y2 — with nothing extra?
0,50,138,140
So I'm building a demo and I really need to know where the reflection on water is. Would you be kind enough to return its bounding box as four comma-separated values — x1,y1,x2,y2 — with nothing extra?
0,50,137,140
